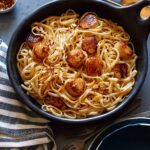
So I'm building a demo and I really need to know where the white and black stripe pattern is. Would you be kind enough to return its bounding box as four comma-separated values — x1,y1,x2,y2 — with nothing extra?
0,40,57,150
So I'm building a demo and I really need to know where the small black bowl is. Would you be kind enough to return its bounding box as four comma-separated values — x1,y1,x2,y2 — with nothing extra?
88,117,150,150
7,0,150,124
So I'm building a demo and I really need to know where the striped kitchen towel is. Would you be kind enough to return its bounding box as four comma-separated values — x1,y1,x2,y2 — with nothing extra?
0,39,57,150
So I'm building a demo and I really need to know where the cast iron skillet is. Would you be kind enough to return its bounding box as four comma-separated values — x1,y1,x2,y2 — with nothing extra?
7,0,150,123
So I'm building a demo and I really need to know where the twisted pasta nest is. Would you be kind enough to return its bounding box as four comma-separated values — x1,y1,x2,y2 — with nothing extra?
17,9,137,119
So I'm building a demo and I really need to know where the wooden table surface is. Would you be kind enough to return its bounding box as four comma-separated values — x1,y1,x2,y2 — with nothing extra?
0,0,150,149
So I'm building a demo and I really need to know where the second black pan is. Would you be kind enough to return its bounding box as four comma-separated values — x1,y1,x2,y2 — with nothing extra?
88,117,150,150
7,0,150,124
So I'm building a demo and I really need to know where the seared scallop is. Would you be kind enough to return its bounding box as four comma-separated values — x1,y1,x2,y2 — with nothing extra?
44,96,65,109
65,78,85,97
116,42,133,60
79,13,98,29
32,42,49,61
82,36,98,54
85,57,103,76
112,64,128,78
26,33,43,48
66,49,86,68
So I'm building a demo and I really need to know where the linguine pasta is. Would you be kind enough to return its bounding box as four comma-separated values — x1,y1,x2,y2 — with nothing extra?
17,9,137,119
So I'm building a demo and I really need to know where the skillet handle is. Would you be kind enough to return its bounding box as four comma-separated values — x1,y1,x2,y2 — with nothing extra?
104,0,150,39
120,0,150,38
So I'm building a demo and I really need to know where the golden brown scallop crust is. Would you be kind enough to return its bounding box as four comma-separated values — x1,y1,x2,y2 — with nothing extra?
82,36,98,54
79,13,98,29
26,33,43,48
66,49,86,68
112,64,128,78
85,57,103,76
65,78,85,97
116,42,133,60
32,42,49,61
44,96,65,109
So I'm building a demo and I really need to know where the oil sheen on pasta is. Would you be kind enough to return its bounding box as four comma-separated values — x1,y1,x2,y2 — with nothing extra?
17,10,137,119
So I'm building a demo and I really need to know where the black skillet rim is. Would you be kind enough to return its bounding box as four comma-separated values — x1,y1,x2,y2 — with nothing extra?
7,0,148,123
